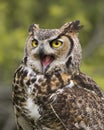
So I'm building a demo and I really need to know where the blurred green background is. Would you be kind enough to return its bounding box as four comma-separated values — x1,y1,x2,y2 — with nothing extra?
0,0,104,130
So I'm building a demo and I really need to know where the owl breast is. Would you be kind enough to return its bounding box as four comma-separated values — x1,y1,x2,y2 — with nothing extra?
14,65,72,121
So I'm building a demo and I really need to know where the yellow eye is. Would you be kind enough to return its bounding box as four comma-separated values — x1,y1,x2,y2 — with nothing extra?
51,40,63,48
32,39,38,48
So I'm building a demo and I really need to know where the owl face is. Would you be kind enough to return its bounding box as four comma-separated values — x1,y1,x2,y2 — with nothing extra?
24,21,82,75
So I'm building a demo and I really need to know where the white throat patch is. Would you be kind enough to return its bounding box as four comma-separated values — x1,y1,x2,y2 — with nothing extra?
26,98,40,120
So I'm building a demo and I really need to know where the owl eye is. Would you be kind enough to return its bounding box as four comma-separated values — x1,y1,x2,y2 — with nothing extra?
50,40,63,48
32,39,38,48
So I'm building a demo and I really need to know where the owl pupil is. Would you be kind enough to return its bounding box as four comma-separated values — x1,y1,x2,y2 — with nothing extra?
35,42,38,45
55,42,59,45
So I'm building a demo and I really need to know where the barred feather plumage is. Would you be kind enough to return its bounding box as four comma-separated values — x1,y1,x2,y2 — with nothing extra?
12,20,104,130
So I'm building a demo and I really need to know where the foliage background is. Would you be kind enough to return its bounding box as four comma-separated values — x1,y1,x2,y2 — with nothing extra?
0,0,104,130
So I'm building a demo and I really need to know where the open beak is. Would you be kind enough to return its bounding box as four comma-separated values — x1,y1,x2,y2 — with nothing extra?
39,46,54,71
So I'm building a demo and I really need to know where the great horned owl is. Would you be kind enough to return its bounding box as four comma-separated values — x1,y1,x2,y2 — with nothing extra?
12,20,104,130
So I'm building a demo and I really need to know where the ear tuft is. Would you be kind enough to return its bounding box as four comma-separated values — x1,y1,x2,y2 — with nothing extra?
60,20,83,34
70,20,83,31
28,24,39,35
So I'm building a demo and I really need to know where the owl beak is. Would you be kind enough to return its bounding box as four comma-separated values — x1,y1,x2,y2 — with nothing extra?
39,47,54,71
39,48,45,60
41,55,54,70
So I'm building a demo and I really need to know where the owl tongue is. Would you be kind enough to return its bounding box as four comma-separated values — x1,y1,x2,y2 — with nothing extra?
41,55,54,69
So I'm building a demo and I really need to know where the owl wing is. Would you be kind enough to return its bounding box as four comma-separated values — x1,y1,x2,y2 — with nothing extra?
49,77,104,130
74,71,104,97
12,65,34,130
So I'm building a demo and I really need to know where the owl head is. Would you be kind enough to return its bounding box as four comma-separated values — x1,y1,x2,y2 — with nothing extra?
23,20,83,75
